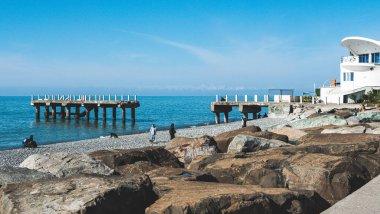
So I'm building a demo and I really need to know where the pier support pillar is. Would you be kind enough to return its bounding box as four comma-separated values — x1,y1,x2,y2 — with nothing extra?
35,106,40,120
102,107,107,121
60,106,65,119
44,106,50,119
85,107,90,121
223,112,229,123
253,113,257,119
112,107,116,121
75,106,80,119
94,107,99,121
215,113,220,124
66,106,71,119
131,108,136,123
52,106,57,120
121,107,126,122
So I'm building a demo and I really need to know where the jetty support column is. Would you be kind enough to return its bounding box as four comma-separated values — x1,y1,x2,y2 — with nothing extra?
85,107,91,121
131,108,136,123
52,106,57,120
75,106,80,119
112,107,117,121
60,106,66,119
211,104,232,124
35,106,40,120
102,107,107,121
94,106,99,121
44,106,50,119
239,104,261,120
121,107,126,122
66,106,71,119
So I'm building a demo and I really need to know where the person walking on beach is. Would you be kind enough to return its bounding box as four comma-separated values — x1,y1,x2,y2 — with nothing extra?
150,124,157,143
169,123,176,140
241,116,247,128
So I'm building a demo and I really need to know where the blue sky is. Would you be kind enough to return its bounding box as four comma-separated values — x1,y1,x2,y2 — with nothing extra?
0,0,379,95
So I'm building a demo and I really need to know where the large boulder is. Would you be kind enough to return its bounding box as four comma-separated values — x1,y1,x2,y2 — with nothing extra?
271,127,308,143
165,136,217,164
321,126,366,134
0,166,55,186
357,111,380,122
19,153,114,178
188,150,370,204
288,114,347,129
146,167,217,182
214,126,288,153
89,147,183,175
146,178,329,214
0,174,156,214
227,135,291,153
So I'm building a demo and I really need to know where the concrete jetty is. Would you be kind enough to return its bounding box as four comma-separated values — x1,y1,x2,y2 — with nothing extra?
211,94,306,124
31,95,140,123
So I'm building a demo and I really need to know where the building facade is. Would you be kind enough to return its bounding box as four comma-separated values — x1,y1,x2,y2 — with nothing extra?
320,37,380,103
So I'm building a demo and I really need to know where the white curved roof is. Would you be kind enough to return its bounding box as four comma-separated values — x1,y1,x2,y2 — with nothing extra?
341,37,380,55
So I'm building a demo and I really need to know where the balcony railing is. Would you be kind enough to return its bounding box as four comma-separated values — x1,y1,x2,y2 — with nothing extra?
341,56,359,63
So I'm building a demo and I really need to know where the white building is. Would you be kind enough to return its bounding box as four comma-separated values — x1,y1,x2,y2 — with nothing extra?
320,36,380,103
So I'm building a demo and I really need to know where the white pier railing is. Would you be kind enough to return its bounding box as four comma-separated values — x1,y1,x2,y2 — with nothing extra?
31,95,138,102
215,95,318,104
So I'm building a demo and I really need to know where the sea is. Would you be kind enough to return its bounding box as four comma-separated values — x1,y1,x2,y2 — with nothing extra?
0,96,271,150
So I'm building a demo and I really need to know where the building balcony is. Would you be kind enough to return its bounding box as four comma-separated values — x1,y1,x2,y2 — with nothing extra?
341,56,375,71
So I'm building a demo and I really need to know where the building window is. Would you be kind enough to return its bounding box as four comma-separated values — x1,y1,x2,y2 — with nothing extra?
372,53,380,63
359,54,369,63
343,72,354,81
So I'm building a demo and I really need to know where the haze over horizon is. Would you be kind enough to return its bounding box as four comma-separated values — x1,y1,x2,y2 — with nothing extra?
1,0,379,95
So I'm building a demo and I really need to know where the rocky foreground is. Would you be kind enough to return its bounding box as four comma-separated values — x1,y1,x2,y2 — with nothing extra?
1,105,380,213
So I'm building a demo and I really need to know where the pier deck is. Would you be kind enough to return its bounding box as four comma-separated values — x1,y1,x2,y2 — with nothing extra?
31,95,140,123
211,94,306,124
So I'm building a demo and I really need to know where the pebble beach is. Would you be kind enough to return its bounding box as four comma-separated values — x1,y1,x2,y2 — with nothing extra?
0,118,285,166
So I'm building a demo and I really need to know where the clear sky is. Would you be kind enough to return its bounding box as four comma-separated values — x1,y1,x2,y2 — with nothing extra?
0,0,379,95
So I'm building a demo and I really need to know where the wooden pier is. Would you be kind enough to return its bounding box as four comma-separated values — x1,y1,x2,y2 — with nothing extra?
31,95,140,123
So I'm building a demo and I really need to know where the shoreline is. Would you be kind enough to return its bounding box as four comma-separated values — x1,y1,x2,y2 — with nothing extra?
1,118,244,151
0,118,285,167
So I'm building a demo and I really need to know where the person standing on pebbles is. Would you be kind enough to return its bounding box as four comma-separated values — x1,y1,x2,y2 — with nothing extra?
149,124,157,144
169,123,176,140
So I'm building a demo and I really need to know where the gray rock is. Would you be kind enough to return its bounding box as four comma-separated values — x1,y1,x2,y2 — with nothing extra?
301,109,319,119
288,114,347,129
268,104,292,119
0,166,54,186
227,135,291,153
346,116,360,125
367,127,380,134
321,126,366,134
357,112,380,122
0,174,156,214
19,153,114,178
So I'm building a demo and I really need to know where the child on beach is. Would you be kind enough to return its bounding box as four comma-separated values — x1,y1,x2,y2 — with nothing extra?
149,124,157,143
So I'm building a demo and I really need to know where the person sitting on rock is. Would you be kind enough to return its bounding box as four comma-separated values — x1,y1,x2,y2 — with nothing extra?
257,113,262,119
22,135,37,148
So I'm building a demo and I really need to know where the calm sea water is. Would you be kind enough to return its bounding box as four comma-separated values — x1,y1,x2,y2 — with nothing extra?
0,96,269,150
